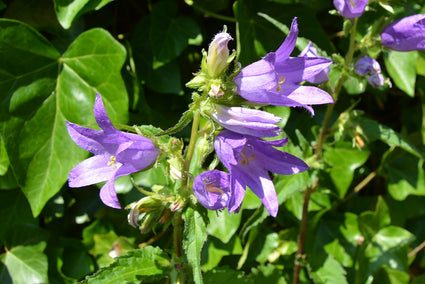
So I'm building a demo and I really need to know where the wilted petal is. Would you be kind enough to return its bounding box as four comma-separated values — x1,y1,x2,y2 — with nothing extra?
99,179,121,209
68,154,118,187
381,14,425,52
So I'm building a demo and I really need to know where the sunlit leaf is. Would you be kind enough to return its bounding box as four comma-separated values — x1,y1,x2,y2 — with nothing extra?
384,50,417,97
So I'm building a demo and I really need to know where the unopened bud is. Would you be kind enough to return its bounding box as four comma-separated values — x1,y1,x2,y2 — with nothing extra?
206,31,232,78
208,83,224,98
170,198,185,212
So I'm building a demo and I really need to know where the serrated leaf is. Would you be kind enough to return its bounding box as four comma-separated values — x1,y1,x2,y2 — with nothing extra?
384,50,417,97
0,20,128,216
311,255,348,284
150,0,201,68
54,0,114,29
207,210,242,244
81,246,171,284
354,116,424,160
201,236,243,272
183,206,208,284
0,243,48,284
158,109,194,136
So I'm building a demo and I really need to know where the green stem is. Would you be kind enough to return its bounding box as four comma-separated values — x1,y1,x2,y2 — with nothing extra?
315,18,358,158
191,3,236,22
182,111,201,185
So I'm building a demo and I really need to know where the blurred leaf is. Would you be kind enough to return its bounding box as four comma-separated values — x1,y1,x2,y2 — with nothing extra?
0,190,36,244
354,116,424,160
250,263,287,284
207,210,242,244
323,145,370,198
310,254,348,284
0,138,9,175
0,20,128,216
416,51,425,77
150,0,202,68
203,267,248,283
183,206,208,284
255,232,279,264
201,236,243,271
343,75,366,95
54,0,114,29
372,266,410,284
60,238,94,280
0,242,48,284
80,246,171,283
384,50,417,97
358,196,391,242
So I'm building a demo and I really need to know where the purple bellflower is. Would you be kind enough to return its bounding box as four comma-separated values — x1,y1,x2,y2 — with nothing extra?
381,14,425,52
354,57,381,76
233,18,333,115
367,73,385,88
193,170,240,211
207,32,233,78
299,41,330,84
214,130,309,217
66,94,160,209
333,0,368,19
208,104,282,137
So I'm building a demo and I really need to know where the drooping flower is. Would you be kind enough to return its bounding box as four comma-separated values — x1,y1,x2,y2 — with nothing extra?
214,130,309,217
206,31,233,78
233,18,333,115
354,57,385,88
333,0,368,19
299,41,330,84
206,104,282,137
354,57,381,76
193,170,240,211
67,94,160,209
381,14,425,52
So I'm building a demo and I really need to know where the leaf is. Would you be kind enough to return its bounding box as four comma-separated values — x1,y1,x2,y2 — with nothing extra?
0,138,9,175
0,20,128,216
0,243,48,284
310,255,348,284
150,0,202,68
354,116,424,160
323,145,370,198
201,236,243,272
358,196,391,242
81,246,171,283
207,210,242,244
183,206,208,284
54,0,114,29
384,50,417,97
203,267,248,283
158,109,194,136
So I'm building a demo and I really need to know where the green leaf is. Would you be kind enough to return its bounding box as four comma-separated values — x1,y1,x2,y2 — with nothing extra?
203,267,248,283
81,246,171,283
310,255,348,284
54,0,114,29
158,109,194,136
0,138,9,176
384,50,417,97
358,196,391,242
0,20,128,216
207,210,242,244
354,116,424,160
372,266,410,284
324,145,370,198
150,0,201,68
0,243,48,284
183,206,208,284
201,236,243,272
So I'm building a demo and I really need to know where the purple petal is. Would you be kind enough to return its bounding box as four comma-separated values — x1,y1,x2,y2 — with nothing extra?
354,57,381,76
94,94,116,132
66,121,106,155
228,176,246,214
214,131,247,166
99,179,121,209
276,57,332,83
210,105,282,137
381,14,425,52
333,0,368,19
275,18,298,61
68,154,118,187
193,170,231,210
286,85,334,106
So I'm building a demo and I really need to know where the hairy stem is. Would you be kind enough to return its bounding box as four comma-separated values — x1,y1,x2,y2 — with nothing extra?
315,18,358,158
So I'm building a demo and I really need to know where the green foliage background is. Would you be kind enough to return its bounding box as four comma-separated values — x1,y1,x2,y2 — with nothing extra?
0,0,425,283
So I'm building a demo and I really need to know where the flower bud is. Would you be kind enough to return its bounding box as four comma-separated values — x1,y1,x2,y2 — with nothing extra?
333,0,368,19
367,72,385,88
193,170,232,210
354,57,381,76
381,14,425,52
206,32,232,78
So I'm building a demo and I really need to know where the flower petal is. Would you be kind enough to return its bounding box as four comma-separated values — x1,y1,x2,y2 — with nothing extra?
275,18,298,61
99,179,121,209
276,57,332,83
286,85,334,106
227,175,246,214
68,154,117,187
66,121,106,155
94,94,116,132
214,131,247,166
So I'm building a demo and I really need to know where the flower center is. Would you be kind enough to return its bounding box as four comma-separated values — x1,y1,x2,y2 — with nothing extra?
205,184,225,195
239,151,255,165
276,76,286,92
107,155,117,168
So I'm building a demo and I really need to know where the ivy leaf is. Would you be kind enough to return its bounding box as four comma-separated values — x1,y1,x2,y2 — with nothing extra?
54,0,114,29
81,246,171,283
310,255,348,284
0,243,48,284
183,206,208,284
207,210,242,244
384,50,417,97
0,20,128,216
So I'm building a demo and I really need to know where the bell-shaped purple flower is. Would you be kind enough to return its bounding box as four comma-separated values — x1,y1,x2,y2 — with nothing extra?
214,130,309,217
67,94,160,209
193,170,241,211
233,18,333,115
299,42,330,84
207,104,282,137
381,14,425,52
333,0,368,19
354,57,381,76
367,72,385,88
